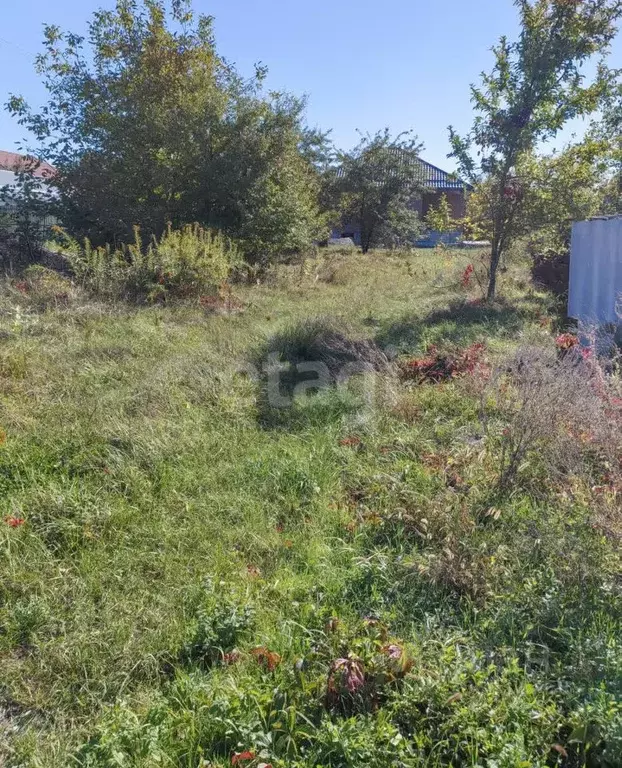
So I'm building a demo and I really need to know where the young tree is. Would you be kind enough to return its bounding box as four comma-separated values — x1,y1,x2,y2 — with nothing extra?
0,157,53,268
7,0,326,261
425,194,456,236
593,82,622,212
449,0,622,300
521,140,612,247
329,130,424,253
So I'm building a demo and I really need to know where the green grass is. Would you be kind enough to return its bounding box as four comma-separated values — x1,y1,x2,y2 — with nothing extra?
0,248,620,767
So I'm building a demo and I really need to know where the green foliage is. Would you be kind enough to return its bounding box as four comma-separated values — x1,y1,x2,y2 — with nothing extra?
526,143,611,246
449,0,622,298
591,81,622,213
467,138,614,253
182,579,254,666
0,158,54,269
60,222,241,302
6,0,326,263
424,194,456,235
462,187,493,242
327,130,425,253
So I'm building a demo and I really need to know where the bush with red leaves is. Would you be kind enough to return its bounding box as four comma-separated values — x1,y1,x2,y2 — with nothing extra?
5,516,25,528
231,751,256,765
400,343,487,384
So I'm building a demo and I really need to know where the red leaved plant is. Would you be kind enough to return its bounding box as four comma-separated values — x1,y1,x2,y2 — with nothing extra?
400,343,487,383
250,647,281,671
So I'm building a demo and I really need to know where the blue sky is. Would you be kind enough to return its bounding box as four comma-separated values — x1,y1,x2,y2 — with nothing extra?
1,0,621,172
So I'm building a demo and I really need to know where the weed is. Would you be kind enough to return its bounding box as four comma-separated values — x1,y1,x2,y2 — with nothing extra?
59,223,241,302
400,342,488,383
482,345,622,491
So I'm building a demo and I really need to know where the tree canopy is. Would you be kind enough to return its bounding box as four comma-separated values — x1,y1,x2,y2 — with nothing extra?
450,0,622,299
7,0,327,262
326,130,425,253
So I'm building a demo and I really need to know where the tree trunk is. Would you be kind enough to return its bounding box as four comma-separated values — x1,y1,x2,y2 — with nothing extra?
361,224,373,254
487,242,502,301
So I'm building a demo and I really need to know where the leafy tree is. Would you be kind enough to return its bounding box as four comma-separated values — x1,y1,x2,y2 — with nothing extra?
7,0,326,262
449,0,622,300
467,141,612,254
592,82,622,212
0,157,53,268
329,130,424,253
462,184,494,242
521,140,612,248
211,94,327,265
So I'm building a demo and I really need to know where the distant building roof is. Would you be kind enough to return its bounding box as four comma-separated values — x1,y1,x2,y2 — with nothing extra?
337,151,471,192
0,151,55,178
387,152,471,191
414,156,472,191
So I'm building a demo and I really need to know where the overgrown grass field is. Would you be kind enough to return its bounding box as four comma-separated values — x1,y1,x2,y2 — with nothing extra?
0,248,621,767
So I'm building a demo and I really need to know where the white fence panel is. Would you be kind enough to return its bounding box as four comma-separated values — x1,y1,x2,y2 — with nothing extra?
569,217,622,324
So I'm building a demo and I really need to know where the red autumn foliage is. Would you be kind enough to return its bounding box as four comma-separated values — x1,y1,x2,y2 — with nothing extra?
461,264,474,288
400,343,487,384
326,657,366,704
555,333,579,351
5,516,25,528
381,643,414,675
339,436,362,448
232,751,256,765
251,647,281,671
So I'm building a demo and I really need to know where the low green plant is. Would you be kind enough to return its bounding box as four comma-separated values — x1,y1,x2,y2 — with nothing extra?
182,579,255,666
60,223,241,302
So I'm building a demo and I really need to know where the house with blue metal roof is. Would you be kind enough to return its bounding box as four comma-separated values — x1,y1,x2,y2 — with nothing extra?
331,155,472,248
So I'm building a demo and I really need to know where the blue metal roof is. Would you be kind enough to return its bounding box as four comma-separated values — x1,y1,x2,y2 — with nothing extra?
336,151,471,191
414,157,472,191
386,151,470,190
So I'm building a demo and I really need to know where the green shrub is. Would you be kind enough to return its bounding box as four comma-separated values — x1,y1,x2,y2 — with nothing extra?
60,223,241,302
